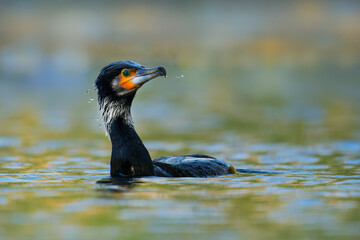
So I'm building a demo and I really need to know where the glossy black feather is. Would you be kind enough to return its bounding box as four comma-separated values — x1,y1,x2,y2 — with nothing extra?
153,154,236,177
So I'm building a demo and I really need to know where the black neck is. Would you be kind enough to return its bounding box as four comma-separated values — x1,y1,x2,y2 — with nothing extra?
108,116,155,177
99,93,155,177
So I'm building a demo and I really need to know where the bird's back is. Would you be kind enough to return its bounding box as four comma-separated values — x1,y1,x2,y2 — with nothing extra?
153,154,237,177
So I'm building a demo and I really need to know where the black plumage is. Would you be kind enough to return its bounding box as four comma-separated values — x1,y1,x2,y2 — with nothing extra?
95,61,237,177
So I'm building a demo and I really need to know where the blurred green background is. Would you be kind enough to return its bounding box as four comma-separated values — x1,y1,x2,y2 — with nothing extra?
1,1,360,240
1,0,359,143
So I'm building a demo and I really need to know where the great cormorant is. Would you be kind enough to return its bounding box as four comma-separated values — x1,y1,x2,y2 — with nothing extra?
95,61,237,177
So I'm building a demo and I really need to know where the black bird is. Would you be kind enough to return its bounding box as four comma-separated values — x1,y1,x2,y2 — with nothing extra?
95,61,237,177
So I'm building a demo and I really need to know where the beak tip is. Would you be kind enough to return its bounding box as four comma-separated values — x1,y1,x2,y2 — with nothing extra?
158,66,167,77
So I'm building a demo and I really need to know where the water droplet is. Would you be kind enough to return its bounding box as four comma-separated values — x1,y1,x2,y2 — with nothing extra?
176,75,184,78
88,98,94,103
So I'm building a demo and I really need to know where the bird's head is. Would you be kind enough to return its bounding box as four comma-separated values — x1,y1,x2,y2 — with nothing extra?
95,61,166,99
95,61,167,129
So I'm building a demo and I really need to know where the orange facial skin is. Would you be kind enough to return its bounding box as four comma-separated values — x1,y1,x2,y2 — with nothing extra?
119,69,137,90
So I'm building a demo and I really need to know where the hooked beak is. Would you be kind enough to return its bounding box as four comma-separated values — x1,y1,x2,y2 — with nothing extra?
128,66,167,89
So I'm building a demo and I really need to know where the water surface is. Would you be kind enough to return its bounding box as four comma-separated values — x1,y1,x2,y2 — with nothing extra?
0,133,359,240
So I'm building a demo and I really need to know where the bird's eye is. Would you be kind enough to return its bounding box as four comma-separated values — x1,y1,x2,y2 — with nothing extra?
122,69,130,77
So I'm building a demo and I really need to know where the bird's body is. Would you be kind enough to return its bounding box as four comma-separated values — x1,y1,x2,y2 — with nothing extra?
95,61,237,178
153,154,236,177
